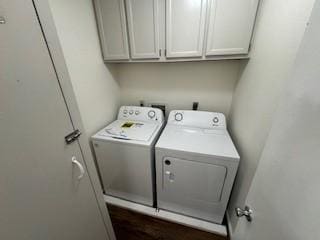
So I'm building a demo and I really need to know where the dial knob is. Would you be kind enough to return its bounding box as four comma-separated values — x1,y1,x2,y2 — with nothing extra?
213,117,219,124
129,110,134,115
148,110,156,119
123,110,128,114
175,113,183,121
135,110,140,115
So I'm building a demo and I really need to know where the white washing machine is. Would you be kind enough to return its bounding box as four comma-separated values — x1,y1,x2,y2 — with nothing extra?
92,106,164,207
155,110,239,224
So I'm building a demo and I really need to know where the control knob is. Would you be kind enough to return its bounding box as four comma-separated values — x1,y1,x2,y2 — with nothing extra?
174,112,183,121
213,117,219,124
148,110,156,119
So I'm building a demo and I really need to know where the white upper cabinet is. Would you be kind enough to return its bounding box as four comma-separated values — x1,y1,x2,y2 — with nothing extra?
126,0,160,59
94,0,129,60
94,0,259,61
166,0,207,58
205,0,259,56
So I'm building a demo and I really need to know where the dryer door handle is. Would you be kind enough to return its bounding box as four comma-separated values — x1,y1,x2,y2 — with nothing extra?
165,171,175,182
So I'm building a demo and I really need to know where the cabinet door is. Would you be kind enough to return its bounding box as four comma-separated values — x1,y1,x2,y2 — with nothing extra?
94,0,129,60
166,0,207,58
126,0,160,59
0,1,112,239
206,0,259,56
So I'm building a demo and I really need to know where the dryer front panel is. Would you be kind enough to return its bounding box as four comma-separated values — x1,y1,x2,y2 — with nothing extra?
162,157,226,204
156,152,230,223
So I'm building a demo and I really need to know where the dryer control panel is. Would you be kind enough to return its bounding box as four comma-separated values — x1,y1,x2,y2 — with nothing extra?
168,110,226,129
118,106,164,123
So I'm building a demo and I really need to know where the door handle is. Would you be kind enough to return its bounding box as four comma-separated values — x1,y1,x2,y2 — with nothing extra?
235,206,253,222
72,156,85,180
0,16,5,24
165,171,174,182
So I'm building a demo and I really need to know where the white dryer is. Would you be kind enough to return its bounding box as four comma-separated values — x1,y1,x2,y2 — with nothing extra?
155,110,239,224
92,106,164,207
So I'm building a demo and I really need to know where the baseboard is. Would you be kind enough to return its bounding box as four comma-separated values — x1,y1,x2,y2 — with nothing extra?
104,195,227,237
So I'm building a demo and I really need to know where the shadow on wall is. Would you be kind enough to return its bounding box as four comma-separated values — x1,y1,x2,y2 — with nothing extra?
106,63,119,84
113,61,243,117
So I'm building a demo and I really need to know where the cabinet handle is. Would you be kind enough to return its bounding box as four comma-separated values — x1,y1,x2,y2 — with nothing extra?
159,49,161,56
72,156,85,180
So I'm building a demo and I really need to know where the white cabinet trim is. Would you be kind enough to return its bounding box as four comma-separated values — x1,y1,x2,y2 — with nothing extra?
126,0,160,59
166,0,207,58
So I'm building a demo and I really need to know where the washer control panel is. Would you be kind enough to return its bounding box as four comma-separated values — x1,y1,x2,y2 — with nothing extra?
118,106,164,123
168,110,226,129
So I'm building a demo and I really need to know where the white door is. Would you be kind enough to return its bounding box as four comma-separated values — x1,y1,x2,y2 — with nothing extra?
206,0,259,56
94,0,129,60
126,0,160,59
166,0,207,58
0,1,112,239
233,1,320,239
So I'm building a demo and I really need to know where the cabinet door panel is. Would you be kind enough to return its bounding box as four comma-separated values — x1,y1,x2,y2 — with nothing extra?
126,0,160,59
95,0,129,60
166,0,207,58
0,0,110,239
206,0,259,56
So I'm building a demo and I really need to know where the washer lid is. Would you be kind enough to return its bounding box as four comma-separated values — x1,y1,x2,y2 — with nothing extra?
156,125,240,160
97,119,159,141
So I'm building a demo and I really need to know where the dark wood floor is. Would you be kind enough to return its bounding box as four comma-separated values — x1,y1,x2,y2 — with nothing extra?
108,204,228,240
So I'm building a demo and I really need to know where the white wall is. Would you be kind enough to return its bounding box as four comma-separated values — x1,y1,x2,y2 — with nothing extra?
227,0,315,233
233,1,320,238
116,61,241,117
48,0,120,138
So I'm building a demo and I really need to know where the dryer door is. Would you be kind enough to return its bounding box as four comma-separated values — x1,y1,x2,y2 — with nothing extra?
158,156,227,222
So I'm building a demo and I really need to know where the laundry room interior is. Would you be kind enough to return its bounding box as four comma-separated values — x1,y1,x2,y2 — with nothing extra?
2,0,320,240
